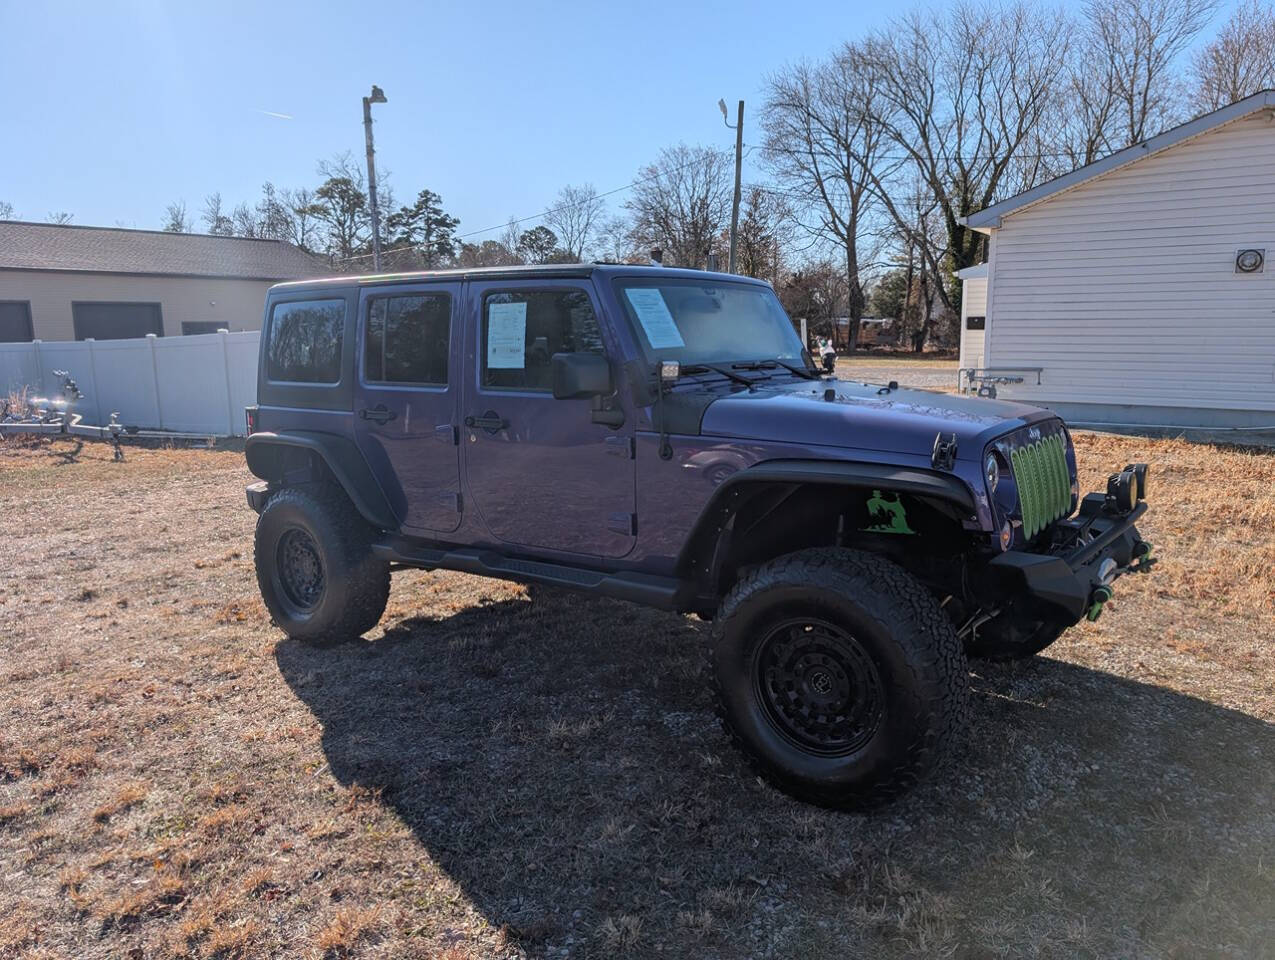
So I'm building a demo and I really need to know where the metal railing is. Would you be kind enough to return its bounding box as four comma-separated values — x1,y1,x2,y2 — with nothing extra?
959,366,1043,398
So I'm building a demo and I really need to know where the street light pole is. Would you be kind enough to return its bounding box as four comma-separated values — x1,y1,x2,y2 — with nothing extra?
362,85,388,272
718,98,744,274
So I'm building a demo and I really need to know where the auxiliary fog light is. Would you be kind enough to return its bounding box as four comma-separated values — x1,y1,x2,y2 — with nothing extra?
1122,462,1149,500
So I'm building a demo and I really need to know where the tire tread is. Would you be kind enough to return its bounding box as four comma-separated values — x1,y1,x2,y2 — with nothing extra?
708,547,970,808
254,484,390,643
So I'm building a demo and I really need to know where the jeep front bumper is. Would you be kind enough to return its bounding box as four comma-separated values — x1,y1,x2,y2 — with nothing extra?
987,498,1154,626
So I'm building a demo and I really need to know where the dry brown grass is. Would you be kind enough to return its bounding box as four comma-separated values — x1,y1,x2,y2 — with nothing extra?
1,435,1273,959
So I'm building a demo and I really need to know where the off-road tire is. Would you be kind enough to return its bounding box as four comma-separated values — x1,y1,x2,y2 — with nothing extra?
254,485,390,644
964,611,1067,661
710,547,969,809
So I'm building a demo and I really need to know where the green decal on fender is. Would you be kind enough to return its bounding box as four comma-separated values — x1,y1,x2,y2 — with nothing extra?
865,490,916,535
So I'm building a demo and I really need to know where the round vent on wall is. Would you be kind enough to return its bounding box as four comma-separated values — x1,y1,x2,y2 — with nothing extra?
1235,248,1265,274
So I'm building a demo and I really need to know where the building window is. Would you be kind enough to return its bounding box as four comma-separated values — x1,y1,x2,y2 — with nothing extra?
364,293,451,385
481,289,603,391
966,315,986,331
71,302,163,340
0,301,33,342
266,299,346,384
181,321,226,336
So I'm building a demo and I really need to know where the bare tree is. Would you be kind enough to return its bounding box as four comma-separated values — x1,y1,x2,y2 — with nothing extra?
202,193,234,235
0,200,16,220
281,187,320,252
311,176,368,262
731,187,794,281
46,211,74,225
778,260,849,344
1046,25,1125,170
763,45,895,350
544,183,605,260
624,144,733,269
1085,0,1220,145
1191,0,1275,111
594,216,645,263
232,201,260,238
864,2,1070,310
160,201,191,233
456,239,522,267
499,217,523,259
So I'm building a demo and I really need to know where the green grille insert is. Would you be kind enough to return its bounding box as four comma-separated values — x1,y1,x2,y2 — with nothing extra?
1011,433,1072,539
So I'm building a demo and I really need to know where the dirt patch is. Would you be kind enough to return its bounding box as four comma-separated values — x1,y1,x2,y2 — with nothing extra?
2,435,1273,959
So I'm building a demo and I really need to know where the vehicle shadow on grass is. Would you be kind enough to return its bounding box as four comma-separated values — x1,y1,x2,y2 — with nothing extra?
275,587,1275,958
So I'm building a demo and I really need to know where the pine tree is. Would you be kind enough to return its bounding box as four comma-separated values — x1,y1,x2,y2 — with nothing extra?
386,190,460,267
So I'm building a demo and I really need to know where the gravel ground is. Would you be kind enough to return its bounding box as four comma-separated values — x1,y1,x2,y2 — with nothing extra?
2,434,1274,959
833,358,961,392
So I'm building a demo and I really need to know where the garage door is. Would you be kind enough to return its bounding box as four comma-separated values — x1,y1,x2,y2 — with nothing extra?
72,302,163,341
0,301,33,342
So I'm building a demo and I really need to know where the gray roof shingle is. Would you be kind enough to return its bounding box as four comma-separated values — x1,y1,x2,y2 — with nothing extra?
0,220,329,280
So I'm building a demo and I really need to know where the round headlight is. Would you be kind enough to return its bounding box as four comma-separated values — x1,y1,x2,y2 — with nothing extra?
984,453,999,492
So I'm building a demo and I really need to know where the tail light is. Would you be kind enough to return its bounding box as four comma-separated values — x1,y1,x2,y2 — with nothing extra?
245,405,258,436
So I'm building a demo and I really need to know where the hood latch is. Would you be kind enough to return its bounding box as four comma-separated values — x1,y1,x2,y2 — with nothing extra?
931,432,958,471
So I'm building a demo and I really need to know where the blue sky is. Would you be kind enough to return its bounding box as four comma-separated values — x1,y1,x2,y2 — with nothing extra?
0,0,1235,241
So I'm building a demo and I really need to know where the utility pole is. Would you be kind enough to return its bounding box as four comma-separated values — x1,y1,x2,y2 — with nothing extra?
719,98,744,274
362,85,388,271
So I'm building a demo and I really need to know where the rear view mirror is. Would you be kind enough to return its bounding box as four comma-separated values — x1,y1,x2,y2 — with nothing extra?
551,352,612,399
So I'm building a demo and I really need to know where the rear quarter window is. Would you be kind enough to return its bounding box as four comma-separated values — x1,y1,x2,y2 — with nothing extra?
267,299,346,383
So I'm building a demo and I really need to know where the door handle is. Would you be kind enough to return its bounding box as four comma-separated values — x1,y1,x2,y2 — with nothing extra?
465,412,508,434
359,404,397,425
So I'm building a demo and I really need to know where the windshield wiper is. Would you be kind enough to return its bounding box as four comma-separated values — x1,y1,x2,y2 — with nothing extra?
741,358,817,380
679,363,756,387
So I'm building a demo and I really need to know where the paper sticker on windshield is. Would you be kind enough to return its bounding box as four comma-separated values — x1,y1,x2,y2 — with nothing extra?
624,288,684,349
487,301,527,369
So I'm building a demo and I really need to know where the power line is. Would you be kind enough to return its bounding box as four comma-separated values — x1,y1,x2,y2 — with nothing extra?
333,136,1072,266
751,142,1083,161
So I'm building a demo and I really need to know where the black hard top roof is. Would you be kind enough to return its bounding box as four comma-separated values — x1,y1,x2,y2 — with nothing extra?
270,262,773,292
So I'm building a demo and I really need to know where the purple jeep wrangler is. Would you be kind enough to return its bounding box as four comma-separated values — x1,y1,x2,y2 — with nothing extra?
245,264,1154,808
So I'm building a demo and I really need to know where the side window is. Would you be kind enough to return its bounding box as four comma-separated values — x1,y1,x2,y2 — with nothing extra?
364,293,451,386
481,289,603,391
267,299,346,383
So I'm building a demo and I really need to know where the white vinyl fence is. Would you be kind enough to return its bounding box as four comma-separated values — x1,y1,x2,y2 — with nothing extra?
0,331,260,437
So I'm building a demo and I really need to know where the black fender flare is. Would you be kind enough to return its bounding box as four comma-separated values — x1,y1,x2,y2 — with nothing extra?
244,431,397,532
677,458,978,582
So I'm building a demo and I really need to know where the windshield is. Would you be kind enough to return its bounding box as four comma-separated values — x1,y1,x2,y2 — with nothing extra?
614,278,805,366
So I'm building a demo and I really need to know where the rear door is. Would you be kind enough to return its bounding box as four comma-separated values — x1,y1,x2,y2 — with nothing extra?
462,278,635,558
353,282,462,534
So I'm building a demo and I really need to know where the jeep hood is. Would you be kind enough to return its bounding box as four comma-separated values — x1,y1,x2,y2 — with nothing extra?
696,377,1057,461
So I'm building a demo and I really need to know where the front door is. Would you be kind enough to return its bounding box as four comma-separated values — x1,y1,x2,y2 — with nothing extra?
353,282,462,534
462,279,635,558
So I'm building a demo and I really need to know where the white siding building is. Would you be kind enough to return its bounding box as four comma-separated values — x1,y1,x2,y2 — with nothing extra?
961,89,1275,428
957,263,988,375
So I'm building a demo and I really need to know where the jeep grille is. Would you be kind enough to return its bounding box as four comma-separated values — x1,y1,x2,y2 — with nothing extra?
1010,432,1072,539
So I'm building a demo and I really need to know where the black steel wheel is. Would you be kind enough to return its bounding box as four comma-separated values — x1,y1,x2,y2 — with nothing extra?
254,485,390,644
754,618,886,757
710,548,969,809
274,527,326,615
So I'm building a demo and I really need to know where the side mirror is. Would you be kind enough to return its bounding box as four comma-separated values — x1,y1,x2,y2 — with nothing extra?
551,352,612,399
